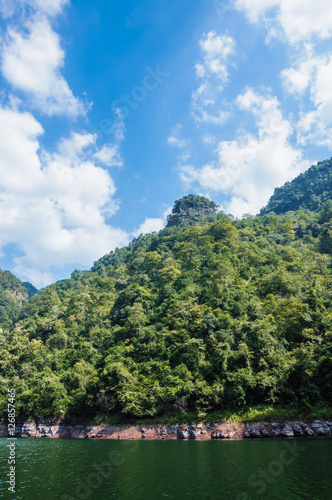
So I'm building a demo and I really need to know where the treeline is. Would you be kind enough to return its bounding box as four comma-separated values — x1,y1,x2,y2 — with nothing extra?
0,194,331,421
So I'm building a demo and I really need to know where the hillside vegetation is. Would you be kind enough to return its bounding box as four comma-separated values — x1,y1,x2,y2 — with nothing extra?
0,269,32,330
261,158,332,215
0,164,332,423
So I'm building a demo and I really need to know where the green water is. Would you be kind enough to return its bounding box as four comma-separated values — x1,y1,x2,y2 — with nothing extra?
0,438,331,499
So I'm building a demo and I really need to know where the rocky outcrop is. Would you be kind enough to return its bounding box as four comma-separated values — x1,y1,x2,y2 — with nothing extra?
243,420,331,439
310,421,330,435
0,419,331,440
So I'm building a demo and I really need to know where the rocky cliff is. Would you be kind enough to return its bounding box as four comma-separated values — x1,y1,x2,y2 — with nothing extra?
1,419,331,440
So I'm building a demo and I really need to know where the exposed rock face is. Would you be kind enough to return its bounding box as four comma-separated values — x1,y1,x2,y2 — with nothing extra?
281,425,294,437
311,421,330,436
0,419,330,440
211,431,225,439
243,420,330,439
293,424,304,436
177,428,189,439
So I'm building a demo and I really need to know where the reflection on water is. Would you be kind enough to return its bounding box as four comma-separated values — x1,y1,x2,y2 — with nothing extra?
0,437,331,500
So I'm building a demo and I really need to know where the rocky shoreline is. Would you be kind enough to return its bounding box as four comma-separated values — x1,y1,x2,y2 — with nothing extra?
1,419,331,440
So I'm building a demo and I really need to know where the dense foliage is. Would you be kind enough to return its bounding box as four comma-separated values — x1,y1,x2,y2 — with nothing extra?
261,158,332,215
22,282,38,299
0,183,332,423
0,269,29,330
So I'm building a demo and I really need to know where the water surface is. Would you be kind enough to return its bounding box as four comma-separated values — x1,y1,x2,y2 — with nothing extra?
0,437,331,499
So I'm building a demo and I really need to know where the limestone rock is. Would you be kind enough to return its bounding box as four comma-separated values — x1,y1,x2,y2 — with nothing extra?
293,424,303,436
211,430,225,439
21,422,37,437
177,428,189,439
250,428,261,438
311,421,330,436
281,425,294,437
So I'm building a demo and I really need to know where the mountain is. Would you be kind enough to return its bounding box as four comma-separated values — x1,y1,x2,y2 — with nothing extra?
0,268,30,329
22,282,39,298
0,183,332,423
261,158,332,215
166,194,218,227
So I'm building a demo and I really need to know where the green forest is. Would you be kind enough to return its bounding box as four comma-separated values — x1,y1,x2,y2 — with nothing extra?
0,160,332,423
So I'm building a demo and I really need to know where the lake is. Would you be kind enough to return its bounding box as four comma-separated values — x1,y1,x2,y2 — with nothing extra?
0,438,331,499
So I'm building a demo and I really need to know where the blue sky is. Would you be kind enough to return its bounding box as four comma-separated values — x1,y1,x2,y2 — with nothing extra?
0,0,332,287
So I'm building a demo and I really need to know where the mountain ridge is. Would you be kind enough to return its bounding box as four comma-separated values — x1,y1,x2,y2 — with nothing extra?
260,158,332,215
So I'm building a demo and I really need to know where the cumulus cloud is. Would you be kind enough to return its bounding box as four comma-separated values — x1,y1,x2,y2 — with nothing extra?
0,0,69,18
181,89,308,217
132,217,165,237
133,207,172,237
196,31,235,81
192,31,235,125
94,145,123,167
280,47,332,148
1,16,86,117
235,0,332,44
29,0,70,17
236,0,332,150
0,105,129,287
281,45,318,94
295,54,332,148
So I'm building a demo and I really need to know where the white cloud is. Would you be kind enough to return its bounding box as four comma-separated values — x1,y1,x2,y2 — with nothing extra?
281,49,332,147
167,124,192,166
1,17,86,116
0,0,69,18
235,0,332,44
94,145,123,167
167,124,189,148
132,217,165,237
0,105,129,287
181,89,308,217
57,132,96,159
29,0,70,17
202,134,216,144
192,32,235,125
0,1,16,18
168,136,188,148
93,109,125,167
235,1,332,146
281,48,318,94
133,207,172,237
197,31,235,81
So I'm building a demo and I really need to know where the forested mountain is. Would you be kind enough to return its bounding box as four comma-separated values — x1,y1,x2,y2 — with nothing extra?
0,170,332,423
261,158,332,215
166,194,218,227
0,269,31,330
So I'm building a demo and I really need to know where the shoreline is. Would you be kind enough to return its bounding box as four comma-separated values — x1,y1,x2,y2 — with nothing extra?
1,419,331,440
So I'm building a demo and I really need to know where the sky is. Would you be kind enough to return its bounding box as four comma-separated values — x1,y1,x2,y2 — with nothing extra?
0,0,332,288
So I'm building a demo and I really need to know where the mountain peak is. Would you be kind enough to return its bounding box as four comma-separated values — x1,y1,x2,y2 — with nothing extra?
166,194,218,227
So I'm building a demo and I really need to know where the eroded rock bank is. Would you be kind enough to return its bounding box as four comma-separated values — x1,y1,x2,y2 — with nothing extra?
1,419,331,440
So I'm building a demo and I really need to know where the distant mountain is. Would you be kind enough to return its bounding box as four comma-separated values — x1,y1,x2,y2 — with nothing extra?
261,158,332,215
